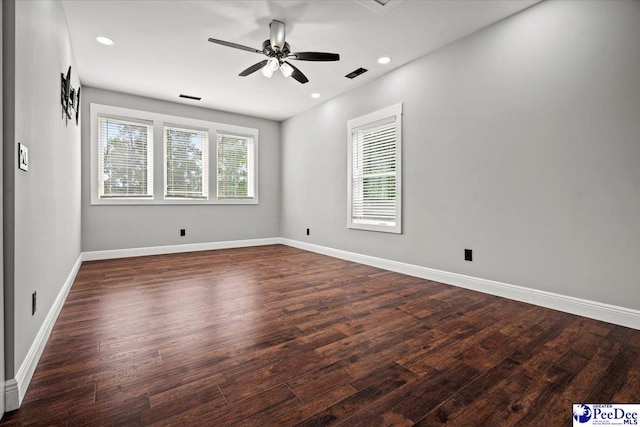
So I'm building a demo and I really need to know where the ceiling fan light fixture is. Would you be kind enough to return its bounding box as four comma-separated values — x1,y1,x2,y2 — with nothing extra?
261,66,275,78
261,57,280,78
280,62,294,78
208,19,339,84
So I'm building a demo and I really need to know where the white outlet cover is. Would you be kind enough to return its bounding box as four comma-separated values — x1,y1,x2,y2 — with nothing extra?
18,143,28,171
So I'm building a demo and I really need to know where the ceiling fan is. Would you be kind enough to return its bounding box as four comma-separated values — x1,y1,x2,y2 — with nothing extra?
208,20,340,84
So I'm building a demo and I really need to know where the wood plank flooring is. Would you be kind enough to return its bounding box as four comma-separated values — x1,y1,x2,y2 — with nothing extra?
1,244,639,426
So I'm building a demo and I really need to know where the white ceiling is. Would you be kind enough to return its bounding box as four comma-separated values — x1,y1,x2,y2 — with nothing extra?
61,0,538,121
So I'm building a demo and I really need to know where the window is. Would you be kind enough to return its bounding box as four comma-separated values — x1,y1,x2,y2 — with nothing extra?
90,104,259,205
347,103,402,233
217,133,255,200
98,116,153,198
164,125,208,199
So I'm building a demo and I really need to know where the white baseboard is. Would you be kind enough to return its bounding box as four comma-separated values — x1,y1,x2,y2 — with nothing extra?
81,237,283,261
5,254,83,411
4,380,18,413
281,239,640,330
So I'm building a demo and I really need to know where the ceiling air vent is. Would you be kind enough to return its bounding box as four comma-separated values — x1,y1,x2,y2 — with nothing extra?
345,68,368,79
179,94,201,101
356,0,404,15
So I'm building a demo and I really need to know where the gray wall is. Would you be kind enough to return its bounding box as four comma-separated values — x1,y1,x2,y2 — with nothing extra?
81,88,281,252
0,0,5,417
3,0,81,377
2,0,15,388
281,1,640,310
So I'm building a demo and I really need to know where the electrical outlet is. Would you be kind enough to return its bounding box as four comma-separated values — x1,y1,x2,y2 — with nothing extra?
32,291,37,315
306,228,310,236
465,249,473,262
180,229,186,237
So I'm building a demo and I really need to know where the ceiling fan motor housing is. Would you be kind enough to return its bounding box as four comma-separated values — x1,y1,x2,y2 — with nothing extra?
262,40,290,61
269,19,286,51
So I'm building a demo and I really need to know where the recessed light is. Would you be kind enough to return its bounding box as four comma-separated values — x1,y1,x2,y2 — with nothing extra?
96,36,114,46
377,56,391,64
311,93,320,99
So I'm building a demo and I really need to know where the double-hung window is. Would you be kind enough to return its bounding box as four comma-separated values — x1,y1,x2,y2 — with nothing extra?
347,103,402,233
217,133,255,200
98,116,154,198
164,125,208,199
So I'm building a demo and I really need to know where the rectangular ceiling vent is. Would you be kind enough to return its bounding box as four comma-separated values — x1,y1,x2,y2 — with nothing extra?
345,68,368,79
356,0,404,15
179,94,201,101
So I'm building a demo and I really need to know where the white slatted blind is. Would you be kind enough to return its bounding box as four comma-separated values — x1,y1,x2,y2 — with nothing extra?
98,116,153,198
164,125,209,199
352,119,397,225
217,133,255,199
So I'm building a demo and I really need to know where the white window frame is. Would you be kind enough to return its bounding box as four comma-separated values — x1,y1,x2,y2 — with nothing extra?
347,103,402,234
163,124,209,200
97,115,154,200
90,103,259,205
216,132,257,202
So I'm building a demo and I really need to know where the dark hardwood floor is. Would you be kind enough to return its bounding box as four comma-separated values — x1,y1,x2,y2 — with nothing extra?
2,244,639,426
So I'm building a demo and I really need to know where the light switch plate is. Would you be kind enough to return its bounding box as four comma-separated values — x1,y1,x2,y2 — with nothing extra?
18,143,29,171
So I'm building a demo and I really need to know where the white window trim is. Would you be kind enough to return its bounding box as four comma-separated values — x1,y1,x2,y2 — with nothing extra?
216,130,257,201
163,123,210,200
347,103,402,234
97,114,154,200
90,103,259,205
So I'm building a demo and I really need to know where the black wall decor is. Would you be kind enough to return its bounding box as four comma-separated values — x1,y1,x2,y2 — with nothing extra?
61,66,80,126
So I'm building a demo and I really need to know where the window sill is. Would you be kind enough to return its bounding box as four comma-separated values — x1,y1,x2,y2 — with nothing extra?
90,198,259,206
348,221,401,234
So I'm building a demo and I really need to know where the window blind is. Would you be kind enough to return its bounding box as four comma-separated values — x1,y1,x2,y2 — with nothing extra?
98,116,153,198
217,133,255,199
352,119,397,225
164,125,208,199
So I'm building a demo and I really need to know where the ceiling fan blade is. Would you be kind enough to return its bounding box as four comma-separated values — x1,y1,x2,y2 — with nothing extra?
288,52,340,62
208,37,262,54
284,61,309,84
239,60,269,76
270,20,286,51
